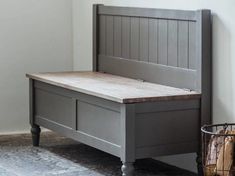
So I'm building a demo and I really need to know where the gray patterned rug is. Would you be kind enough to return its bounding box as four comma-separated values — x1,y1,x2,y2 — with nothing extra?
0,132,196,176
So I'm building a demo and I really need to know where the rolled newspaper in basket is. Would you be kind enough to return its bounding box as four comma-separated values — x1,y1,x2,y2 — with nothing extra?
201,123,235,176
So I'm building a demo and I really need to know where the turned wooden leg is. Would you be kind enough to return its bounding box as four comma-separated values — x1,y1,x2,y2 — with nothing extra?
196,152,203,176
121,162,134,176
31,125,41,146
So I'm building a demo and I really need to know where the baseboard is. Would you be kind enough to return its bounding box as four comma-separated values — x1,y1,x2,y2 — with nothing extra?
0,128,50,135
154,153,197,173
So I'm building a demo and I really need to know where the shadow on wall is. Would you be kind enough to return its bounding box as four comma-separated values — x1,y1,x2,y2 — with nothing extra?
212,13,233,124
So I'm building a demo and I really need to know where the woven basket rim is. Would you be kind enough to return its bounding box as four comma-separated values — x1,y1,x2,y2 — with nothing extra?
201,123,235,136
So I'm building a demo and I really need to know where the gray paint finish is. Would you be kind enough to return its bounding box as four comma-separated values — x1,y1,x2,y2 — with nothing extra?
135,109,199,147
121,17,131,59
32,80,201,156
98,5,197,21
130,17,139,60
167,20,178,67
97,14,198,70
158,19,168,65
148,19,158,63
31,81,201,170
120,104,135,162
98,55,197,90
28,5,211,176
113,16,122,58
196,10,212,127
92,4,98,71
95,4,212,126
77,100,121,145
29,79,34,126
35,88,76,129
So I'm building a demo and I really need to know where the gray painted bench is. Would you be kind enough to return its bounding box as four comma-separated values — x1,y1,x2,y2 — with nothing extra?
27,5,211,176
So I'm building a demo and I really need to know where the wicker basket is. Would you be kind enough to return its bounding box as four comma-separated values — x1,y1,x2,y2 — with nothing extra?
201,123,235,176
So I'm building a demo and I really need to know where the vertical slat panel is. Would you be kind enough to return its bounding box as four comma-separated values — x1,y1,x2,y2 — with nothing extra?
158,20,168,65
167,20,178,67
178,21,189,68
139,18,149,62
106,16,114,56
99,15,106,55
149,19,158,64
114,16,122,57
130,17,140,60
99,15,196,70
122,17,131,58
189,22,196,69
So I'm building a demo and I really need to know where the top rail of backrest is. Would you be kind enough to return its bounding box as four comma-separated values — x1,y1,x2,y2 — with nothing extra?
98,5,197,21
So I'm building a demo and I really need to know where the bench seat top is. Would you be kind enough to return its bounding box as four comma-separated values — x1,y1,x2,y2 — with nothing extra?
26,71,201,104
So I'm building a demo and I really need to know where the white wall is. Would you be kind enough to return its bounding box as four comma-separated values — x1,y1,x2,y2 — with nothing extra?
0,0,73,134
72,0,235,172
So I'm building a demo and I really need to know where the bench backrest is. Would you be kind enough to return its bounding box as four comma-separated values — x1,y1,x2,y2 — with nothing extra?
93,4,212,124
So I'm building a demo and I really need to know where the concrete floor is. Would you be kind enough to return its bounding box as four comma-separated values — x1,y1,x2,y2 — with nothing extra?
0,132,196,176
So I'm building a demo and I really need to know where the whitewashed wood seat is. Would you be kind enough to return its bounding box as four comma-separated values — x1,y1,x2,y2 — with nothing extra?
27,71,200,104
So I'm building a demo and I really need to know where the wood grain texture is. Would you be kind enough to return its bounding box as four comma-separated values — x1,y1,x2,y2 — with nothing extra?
26,71,200,104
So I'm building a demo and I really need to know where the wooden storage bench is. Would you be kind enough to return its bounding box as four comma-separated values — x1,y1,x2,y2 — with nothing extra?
27,5,211,176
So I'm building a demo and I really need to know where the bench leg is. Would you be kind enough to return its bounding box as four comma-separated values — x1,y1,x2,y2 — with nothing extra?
121,162,134,176
31,125,41,147
196,152,203,176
